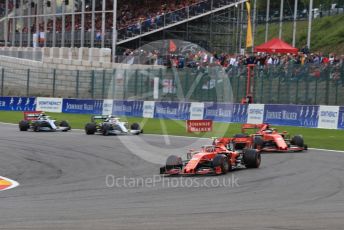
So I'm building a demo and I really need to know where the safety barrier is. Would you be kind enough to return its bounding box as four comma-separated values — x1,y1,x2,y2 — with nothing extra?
0,96,343,130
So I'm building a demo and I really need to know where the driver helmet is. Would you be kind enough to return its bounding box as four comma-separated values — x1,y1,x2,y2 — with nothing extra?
39,112,47,119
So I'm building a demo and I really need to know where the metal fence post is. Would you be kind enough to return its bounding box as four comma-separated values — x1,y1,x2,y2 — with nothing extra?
314,77,318,105
277,75,281,103
325,73,330,105
102,69,106,99
134,69,138,97
214,69,219,102
285,74,290,104
52,69,56,97
304,76,309,104
112,69,115,99
140,70,143,98
76,70,80,98
123,69,127,100
295,78,299,104
1,68,4,96
91,70,95,99
335,80,339,105
236,74,240,103
260,71,264,103
147,68,152,99
159,69,163,101
27,69,30,96
268,73,272,103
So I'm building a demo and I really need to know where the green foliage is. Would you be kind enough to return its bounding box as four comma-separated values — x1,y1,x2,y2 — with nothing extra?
255,14,344,54
256,0,336,13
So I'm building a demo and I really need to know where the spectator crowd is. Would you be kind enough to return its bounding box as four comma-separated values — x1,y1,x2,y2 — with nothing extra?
122,46,344,71
1,0,205,34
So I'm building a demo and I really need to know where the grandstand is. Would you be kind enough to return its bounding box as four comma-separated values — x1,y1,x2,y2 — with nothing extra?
0,0,247,55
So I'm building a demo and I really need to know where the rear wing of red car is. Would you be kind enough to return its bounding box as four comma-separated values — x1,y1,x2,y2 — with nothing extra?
23,111,42,121
241,123,269,133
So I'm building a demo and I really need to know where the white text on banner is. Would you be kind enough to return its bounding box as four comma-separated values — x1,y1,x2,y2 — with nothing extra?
143,101,155,118
189,102,204,120
318,105,340,129
102,99,114,115
247,104,265,124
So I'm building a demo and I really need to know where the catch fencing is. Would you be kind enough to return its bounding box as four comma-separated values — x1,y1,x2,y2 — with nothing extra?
0,63,343,105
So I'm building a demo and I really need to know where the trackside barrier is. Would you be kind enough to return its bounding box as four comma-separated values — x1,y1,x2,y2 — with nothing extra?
0,96,343,130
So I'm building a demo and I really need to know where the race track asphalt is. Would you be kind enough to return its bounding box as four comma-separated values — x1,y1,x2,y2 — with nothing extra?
0,123,344,230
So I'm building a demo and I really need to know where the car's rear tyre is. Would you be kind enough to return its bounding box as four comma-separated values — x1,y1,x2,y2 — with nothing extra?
130,122,140,130
243,149,261,168
291,135,304,147
102,124,110,136
130,122,142,135
19,120,30,131
212,154,229,174
85,123,97,135
60,120,71,131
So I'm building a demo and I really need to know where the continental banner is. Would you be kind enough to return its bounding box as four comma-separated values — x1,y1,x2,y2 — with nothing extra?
318,106,339,129
36,97,63,113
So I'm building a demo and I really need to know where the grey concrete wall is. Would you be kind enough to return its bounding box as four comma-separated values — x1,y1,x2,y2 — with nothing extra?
0,47,164,99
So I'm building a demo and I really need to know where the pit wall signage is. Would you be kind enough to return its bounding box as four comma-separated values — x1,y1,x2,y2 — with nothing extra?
338,106,344,129
0,97,36,111
0,96,343,130
263,104,319,128
247,104,264,124
112,100,143,117
154,102,190,120
62,99,103,114
318,106,339,129
36,97,63,113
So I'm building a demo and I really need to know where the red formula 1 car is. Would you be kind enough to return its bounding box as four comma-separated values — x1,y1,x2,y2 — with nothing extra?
229,123,308,152
160,138,261,176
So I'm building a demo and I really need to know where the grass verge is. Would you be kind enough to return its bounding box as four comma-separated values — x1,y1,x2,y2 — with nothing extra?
1,111,344,151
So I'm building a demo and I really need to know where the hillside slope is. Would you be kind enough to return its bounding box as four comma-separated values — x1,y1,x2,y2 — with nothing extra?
254,14,344,54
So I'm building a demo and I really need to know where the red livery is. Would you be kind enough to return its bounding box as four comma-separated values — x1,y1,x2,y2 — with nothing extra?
160,138,261,175
228,123,308,152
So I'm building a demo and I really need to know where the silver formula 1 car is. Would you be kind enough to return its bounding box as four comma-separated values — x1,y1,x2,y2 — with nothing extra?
84,115,143,135
19,111,71,132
